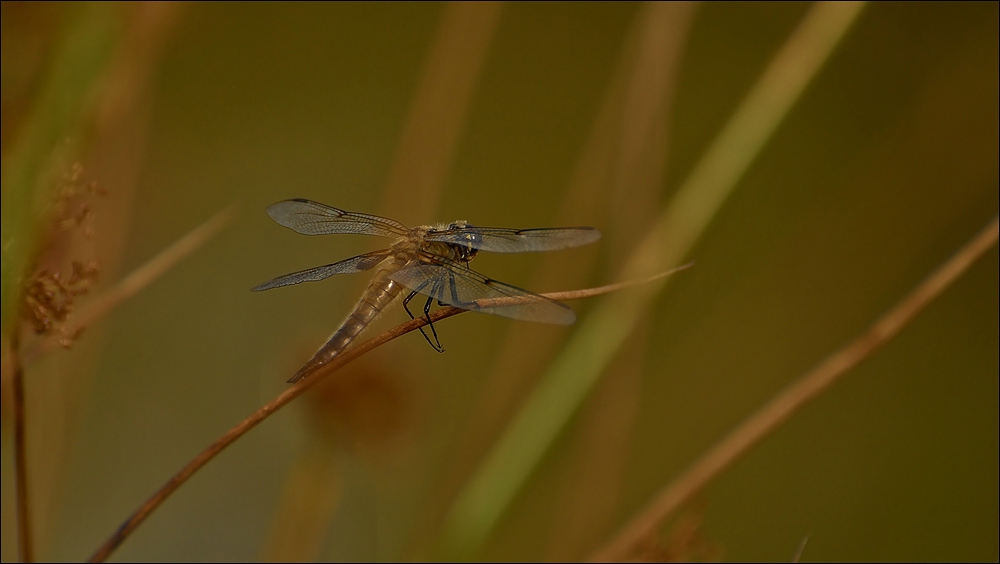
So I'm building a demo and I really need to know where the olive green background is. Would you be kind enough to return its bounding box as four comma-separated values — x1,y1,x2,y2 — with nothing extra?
1,2,997,561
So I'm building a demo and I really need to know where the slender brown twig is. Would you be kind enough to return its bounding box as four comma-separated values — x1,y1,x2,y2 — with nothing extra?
86,270,685,563
590,215,999,562
11,329,34,563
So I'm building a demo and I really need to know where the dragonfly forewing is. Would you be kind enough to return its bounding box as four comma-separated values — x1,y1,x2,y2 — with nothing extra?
266,199,408,238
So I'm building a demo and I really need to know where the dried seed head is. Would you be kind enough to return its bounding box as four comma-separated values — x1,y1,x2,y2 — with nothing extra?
22,163,105,348
22,261,99,347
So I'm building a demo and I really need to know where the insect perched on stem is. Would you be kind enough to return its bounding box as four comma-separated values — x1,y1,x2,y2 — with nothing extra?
254,199,601,382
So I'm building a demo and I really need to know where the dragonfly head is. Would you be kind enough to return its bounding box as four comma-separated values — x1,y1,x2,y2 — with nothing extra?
446,221,480,262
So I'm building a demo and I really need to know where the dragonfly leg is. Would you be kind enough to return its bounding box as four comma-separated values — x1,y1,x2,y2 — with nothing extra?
403,289,444,353
422,294,445,353
440,271,477,311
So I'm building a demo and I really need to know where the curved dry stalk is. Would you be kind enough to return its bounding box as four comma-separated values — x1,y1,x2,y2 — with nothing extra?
590,216,999,562
23,207,233,363
87,271,683,563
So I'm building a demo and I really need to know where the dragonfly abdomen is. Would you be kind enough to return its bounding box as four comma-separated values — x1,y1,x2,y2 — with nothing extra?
288,267,403,383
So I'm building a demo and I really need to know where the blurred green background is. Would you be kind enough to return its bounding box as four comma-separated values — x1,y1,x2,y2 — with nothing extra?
1,2,997,561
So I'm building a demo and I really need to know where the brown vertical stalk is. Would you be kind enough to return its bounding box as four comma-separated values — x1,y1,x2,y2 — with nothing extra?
426,10,695,549
17,5,183,555
547,3,695,559
259,445,342,561
268,5,503,559
12,330,33,563
378,1,503,224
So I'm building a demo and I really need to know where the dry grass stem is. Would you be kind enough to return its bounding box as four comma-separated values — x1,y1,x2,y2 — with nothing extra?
11,330,34,563
86,271,681,563
589,215,999,562
378,1,501,224
792,534,811,563
23,207,233,363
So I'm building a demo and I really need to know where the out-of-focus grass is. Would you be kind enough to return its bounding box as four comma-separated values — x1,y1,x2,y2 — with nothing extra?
1,7,120,558
0,3,121,342
264,4,503,559
2,2,997,562
438,3,866,558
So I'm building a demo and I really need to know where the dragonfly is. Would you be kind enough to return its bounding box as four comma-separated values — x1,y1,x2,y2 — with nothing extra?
254,199,601,382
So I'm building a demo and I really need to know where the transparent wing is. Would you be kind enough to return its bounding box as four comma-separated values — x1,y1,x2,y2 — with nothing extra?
422,226,600,253
252,249,391,291
265,199,408,238
390,252,575,325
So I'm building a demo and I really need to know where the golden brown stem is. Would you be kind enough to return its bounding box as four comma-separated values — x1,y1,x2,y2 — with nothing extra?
86,272,683,563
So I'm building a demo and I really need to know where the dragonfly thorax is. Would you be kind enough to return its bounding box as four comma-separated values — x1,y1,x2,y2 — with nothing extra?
421,220,481,263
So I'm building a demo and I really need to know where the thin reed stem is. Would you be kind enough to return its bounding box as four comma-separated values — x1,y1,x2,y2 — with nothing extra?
86,272,683,563
12,330,34,563
23,208,233,364
590,216,999,562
